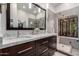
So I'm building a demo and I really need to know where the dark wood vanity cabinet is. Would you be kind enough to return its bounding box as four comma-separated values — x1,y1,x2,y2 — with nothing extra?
48,36,57,56
48,36,57,49
35,36,57,56
0,36,57,56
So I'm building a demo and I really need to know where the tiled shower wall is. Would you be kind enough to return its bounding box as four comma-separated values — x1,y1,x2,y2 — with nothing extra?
0,4,56,37
46,9,56,33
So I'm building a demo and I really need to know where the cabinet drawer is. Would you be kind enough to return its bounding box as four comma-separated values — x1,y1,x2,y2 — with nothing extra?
36,39,48,47
48,49,56,56
49,38,57,43
20,49,36,56
0,49,2,56
1,41,35,56
36,45,48,56
48,36,57,49
1,48,11,56
15,42,35,55
41,50,48,56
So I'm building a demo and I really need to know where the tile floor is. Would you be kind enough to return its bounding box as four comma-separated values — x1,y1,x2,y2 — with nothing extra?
53,52,67,56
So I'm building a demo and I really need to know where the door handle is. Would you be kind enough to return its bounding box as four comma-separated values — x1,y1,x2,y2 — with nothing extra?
18,47,33,54
41,48,48,54
0,52,9,55
41,41,48,45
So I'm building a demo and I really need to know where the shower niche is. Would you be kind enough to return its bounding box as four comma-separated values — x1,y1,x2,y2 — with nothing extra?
58,16,78,38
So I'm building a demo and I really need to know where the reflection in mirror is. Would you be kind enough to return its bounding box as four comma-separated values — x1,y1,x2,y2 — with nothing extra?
7,3,46,30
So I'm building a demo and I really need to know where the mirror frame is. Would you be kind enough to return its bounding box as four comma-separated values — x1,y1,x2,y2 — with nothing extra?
0,5,1,13
6,3,46,30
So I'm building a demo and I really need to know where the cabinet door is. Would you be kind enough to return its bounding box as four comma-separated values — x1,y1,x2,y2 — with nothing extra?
48,36,57,56
48,36,57,49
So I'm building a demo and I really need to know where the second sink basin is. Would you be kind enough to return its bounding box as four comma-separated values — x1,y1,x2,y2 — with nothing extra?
19,35,36,38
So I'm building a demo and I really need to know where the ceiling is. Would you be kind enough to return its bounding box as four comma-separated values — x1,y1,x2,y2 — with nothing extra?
37,3,63,13
38,3,79,13
49,3,63,13
50,3,62,8
17,3,45,15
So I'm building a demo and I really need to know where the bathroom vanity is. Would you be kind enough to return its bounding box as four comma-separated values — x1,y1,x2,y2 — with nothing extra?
0,33,57,56
0,3,57,56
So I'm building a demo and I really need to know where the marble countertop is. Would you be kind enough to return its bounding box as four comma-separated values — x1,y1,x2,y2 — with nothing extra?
0,33,57,49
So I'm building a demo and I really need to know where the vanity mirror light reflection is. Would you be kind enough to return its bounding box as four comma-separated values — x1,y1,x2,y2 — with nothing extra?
6,3,46,30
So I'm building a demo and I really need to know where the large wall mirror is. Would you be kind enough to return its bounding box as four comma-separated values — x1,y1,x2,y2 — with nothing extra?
6,3,46,30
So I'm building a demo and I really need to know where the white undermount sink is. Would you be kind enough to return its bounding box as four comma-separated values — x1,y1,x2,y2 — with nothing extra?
19,35,34,38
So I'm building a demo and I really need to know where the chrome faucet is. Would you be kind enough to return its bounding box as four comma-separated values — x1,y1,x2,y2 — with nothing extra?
17,30,20,38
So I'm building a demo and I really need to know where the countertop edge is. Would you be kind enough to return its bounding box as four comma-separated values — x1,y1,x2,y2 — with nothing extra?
0,33,57,49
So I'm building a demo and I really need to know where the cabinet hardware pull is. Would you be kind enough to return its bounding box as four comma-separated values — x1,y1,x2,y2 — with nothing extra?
0,52,9,55
18,47,33,54
41,41,48,45
41,48,48,54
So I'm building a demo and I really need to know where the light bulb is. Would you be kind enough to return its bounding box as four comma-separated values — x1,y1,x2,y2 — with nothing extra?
29,3,32,9
46,3,49,9
23,5,25,9
38,8,41,13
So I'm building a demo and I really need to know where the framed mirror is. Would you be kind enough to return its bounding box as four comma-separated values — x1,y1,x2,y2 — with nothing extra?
6,3,46,30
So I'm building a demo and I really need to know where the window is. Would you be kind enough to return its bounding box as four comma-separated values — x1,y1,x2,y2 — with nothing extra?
58,16,78,38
